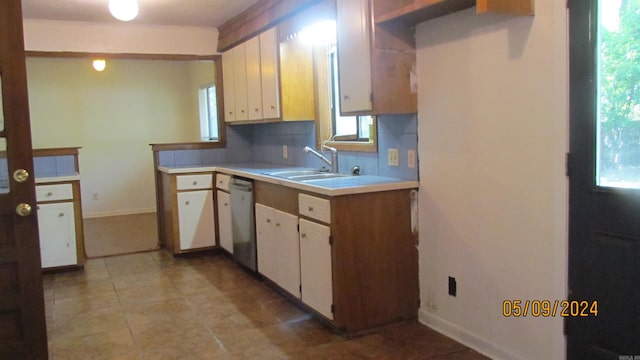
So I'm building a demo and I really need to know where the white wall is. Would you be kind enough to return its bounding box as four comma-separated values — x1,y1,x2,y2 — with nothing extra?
27,57,204,217
415,2,568,359
23,19,219,55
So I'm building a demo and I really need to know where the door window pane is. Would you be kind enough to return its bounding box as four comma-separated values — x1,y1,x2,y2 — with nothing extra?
0,75,4,132
597,0,640,188
0,138,8,194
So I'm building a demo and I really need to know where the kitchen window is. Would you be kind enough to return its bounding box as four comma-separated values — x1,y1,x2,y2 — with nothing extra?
199,84,219,141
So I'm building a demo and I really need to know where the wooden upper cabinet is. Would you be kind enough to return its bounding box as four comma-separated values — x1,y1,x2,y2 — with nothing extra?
336,0,417,115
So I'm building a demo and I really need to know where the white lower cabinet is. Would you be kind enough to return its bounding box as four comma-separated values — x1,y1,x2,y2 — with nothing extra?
177,190,215,250
299,218,333,320
217,190,233,253
255,203,300,298
38,202,77,268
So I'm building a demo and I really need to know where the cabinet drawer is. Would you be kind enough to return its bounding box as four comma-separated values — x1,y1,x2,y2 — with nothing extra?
36,184,73,202
299,194,331,224
176,174,212,190
216,173,231,191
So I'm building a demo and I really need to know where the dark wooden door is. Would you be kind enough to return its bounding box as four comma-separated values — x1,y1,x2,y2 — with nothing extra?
568,0,640,358
0,0,49,358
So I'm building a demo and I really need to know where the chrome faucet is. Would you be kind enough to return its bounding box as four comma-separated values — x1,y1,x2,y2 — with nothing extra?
303,145,339,173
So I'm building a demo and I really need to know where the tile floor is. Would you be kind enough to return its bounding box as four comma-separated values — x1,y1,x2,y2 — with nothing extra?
43,250,490,359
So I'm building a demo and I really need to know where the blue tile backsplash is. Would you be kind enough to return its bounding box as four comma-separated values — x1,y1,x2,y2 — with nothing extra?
0,154,78,190
157,114,418,180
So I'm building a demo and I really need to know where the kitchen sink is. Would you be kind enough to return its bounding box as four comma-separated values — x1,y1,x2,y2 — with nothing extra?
265,170,325,178
291,173,349,181
264,169,349,181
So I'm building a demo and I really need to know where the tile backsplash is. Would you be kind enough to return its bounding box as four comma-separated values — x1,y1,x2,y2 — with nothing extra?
158,114,418,180
0,154,77,189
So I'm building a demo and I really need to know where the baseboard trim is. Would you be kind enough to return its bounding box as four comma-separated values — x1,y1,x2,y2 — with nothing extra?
418,309,524,360
83,208,157,219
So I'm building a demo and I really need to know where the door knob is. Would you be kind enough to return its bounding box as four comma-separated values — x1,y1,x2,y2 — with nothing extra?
13,169,29,183
16,203,32,217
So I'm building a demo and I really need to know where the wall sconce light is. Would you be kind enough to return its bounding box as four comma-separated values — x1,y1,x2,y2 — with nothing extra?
109,0,139,22
93,59,107,72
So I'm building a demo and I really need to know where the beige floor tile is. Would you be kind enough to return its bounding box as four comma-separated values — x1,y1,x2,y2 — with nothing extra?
44,249,485,360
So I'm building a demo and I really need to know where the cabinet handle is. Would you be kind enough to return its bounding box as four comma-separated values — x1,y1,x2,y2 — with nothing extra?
254,108,259,112
58,213,65,217
185,201,190,205
270,105,275,110
229,111,233,115
241,110,245,113
224,202,228,206
343,94,350,100
266,219,271,223
275,223,280,227
308,206,314,212
301,233,307,238
46,192,53,197
192,181,198,185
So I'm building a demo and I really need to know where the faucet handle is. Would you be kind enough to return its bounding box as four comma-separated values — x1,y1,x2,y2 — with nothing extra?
350,165,361,176
321,144,337,153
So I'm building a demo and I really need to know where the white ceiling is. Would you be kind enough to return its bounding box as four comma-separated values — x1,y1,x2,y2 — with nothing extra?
21,0,261,28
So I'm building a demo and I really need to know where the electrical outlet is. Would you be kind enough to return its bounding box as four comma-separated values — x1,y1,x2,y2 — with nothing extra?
283,145,288,159
407,150,416,169
448,276,457,297
388,149,399,166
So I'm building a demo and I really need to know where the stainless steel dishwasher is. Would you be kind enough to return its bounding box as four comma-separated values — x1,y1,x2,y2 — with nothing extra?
229,177,256,271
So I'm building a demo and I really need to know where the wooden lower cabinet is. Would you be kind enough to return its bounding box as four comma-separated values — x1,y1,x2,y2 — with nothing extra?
255,181,419,334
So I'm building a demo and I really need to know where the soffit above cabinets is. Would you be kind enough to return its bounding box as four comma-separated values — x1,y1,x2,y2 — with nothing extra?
21,0,261,27
374,0,534,27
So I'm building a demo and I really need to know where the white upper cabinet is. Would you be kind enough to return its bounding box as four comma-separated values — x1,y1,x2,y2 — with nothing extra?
233,44,249,121
336,0,372,113
245,35,263,121
222,27,282,123
260,27,281,119
222,50,236,122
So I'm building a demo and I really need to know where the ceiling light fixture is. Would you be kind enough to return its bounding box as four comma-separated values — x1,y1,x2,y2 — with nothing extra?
93,59,106,72
109,0,139,22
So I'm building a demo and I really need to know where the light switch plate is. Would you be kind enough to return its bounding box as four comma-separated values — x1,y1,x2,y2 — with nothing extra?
388,149,399,166
408,150,416,169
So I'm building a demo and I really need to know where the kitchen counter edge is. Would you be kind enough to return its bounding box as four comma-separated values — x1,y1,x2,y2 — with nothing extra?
157,164,418,196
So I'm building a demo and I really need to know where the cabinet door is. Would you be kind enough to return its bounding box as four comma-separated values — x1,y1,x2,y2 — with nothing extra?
299,218,333,319
233,44,249,121
260,27,281,119
222,49,236,122
217,190,233,253
255,203,276,280
37,202,77,268
273,208,300,298
177,190,215,250
336,0,372,113
246,35,263,121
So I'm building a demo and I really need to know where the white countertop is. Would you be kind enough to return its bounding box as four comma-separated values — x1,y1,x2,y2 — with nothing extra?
158,163,418,196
